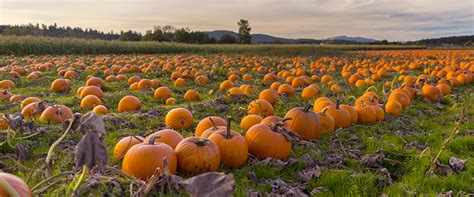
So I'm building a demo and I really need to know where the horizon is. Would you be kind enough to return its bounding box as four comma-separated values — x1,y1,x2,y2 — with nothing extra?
1,0,473,41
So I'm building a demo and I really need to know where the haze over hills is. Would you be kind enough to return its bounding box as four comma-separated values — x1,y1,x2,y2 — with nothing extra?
205,30,379,43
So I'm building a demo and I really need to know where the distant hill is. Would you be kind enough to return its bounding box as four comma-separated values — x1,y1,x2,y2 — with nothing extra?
206,30,320,44
322,35,378,43
409,35,474,45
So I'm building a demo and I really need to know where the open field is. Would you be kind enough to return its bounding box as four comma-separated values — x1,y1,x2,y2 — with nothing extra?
0,49,472,196
0,36,427,56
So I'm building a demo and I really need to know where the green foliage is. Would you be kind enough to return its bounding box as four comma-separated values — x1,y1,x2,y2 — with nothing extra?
237,19,252,44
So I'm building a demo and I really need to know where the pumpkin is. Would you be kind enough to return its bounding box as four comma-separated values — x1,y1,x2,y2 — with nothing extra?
318,109,335,134
80,95,102,110
436,83,451,96
51,78,70,93
166,98,177,105
184,89,200,101
277,84,295,95
313,100,335,112
220,80,234,90
0,90,13,101
39,105,73,124
388,90,411,108
339,104,358,125
113,136,144,159
122,136,177,181
385,100,402,116
240,114,263,131
301,86,319,100
79,86,104,99
228,87,245,97
145,129,184,149
154,87,171,100
258,89,279,105
195,116,226,137
0,172,32,197
174,137,221,175
245,123,291,160
20,97,41,109
375,105,385,121
86,77,105,88
208,117,248,168
92,105,108,115
422,84,443,103
247,99,274,117
0,116,8,130
355,103,377,125
284,105,322,140
322,101,351,129
165,108,194,129
118,95,142,112
8,95,23,103
174,78,187,87
0,80,16,89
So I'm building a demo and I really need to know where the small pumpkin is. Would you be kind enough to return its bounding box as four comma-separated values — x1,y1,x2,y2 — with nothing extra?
113,136,144,160
80,95,102,110
258,89,279,105
145,129,184,149
247,99,274,117
154,86,171,100
165,108,194,129
39,105,73,124
355,102,377,125
422,84,443,103
122,136,177,181
92,105,108,115
183,89,200,101
318,109,335,134
195,116,226,137
240,114,263,132
322,101,351,129
51,78,71,93
118,95,142,112
174,137,221,175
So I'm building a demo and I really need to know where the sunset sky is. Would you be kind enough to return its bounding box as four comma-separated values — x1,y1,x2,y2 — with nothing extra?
1,0,473,41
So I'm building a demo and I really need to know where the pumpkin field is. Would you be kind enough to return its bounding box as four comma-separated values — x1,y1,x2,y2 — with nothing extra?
0,48,473,196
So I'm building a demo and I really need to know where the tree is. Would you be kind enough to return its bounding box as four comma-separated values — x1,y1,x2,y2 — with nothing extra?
219,34,238,44
119,30,141,41
237,19,251,44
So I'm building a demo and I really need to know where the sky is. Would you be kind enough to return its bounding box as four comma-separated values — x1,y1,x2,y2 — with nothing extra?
1,0,473,41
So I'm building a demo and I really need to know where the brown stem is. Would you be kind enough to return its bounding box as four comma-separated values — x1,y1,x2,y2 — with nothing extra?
195,138,209,146
303,104,313,112
148,136,160,145
272,122,283,132
281,117,292,122
336,99,340,109
208,117,217,130
225,116,232,139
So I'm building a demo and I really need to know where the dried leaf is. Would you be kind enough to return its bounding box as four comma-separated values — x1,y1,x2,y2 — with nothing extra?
180,172,235,197
5,113,34,133
298,165,321,183
311,187,329,195
377,168,393,187
15,144,29,162
448,157,466,172
270,179,309,196
246,189,262,197
75,131,109,169
361,149,385,168
434,160,454,176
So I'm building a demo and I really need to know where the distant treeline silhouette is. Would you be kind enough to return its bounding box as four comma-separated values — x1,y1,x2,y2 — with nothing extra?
1,24,472,45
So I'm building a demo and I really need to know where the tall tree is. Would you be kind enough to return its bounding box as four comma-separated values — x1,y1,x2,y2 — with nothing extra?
237,19,251,44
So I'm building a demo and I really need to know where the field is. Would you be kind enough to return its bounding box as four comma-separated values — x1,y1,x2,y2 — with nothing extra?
0,48,473,196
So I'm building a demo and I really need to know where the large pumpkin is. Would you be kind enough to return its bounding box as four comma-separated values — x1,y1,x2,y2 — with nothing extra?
122,136,177,181
208,117,248,168
245,123,291,160
0,172,32,197
174,137,221,175
284,105,322,140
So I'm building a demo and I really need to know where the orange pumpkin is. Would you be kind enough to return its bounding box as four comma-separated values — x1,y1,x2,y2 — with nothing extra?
145,129,184,149
122,136,177,181
422,84,443,103
118,95,141,112
174,137,221,175
195,116,226,137
284,105,322,140
258,89,279,105
245,123,291,160
355,103,377,125
39,105,73,124
208,118,248,168
0,172,32,197
247,99,274,117
165,108,194,129
51,78,71,93
80,95,102,110
113,136,144,160
240,114,263,131
154,87,171,100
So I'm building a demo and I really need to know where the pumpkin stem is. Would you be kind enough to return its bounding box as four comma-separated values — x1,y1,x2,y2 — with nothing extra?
272,122,283,132
336,99,340,109
281,117,292,122
322,107,329,114
163,157,170,176
195,138,209,146
303,104,313,112
225,116,232,139
148,135,160,145
208,117,217,130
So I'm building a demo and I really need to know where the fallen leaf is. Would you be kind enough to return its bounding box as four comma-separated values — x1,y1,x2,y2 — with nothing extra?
180,172,235,197
298,165,321,183
361,148,385,168
434,160,454,176
74,112,109,169
311,187,329,195
448,157,466,172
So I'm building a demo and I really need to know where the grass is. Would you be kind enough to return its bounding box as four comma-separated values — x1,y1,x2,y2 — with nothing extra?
0,51,472,196
0,35,426,56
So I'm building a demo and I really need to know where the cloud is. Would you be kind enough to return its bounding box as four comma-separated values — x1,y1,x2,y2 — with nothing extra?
0,0,472,41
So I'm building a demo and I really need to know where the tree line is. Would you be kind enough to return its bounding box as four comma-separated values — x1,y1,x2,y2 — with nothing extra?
0,20,252,44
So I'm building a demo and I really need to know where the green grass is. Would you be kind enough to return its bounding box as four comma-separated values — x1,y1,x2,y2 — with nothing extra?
0,36,426,56
0,51,472,196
